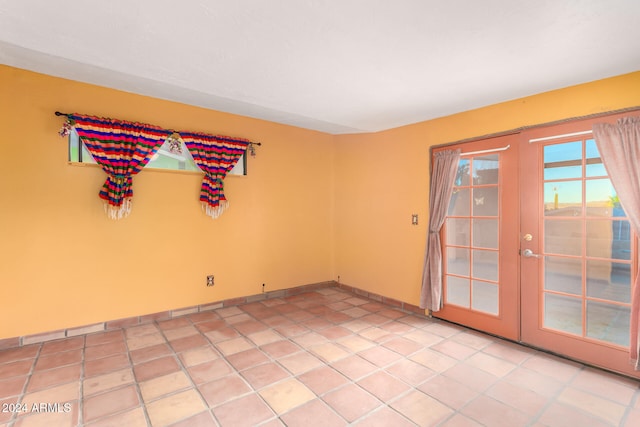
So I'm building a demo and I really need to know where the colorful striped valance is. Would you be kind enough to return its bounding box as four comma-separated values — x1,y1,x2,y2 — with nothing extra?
59,113,251,220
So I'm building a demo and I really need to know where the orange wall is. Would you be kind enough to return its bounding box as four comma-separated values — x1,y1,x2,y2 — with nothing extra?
333,71,640,306
0,65,335,339
1,64,639,340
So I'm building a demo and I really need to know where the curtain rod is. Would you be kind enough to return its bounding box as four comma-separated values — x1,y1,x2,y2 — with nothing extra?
54,111,262,146
461,144,511,156
528,130,592,144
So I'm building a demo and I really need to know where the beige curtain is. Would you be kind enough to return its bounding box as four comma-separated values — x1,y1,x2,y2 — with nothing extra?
593,116,640,369
420,149,461,311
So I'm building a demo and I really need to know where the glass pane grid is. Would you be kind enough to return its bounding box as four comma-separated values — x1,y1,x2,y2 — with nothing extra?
444,155,500,315
541,139,633,347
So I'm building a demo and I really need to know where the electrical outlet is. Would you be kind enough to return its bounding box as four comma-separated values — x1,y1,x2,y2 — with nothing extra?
206,275,214,287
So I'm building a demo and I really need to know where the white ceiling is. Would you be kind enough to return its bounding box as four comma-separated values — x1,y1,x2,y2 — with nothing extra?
1,0,639,134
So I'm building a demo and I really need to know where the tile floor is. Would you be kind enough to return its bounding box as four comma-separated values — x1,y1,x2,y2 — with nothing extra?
1,287,640,426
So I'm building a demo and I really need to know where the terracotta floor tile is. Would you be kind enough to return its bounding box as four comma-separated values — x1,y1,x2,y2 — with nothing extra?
83,384,139,423
359,346,403,367
40,337,84,355
84,353,131,377
146,389,206,426
215,337,255,356
623,408,640,427
503,366,565,398
379,321,414,335
522,354,582,383
280,399,347,427
352,406,416,427
261,340,301,359
204,327,240,343
0,345,39,364
391,390,454,426
139,370,192,402
424,322,465,337
570,367,638,405
439,413,484,427
12,405,78,427
318,326,352,340
537,402,611,427
382,337,423,356
26,364,81,392
331,355,378,381
278,352,324,375
309,342,350,363
195,319,227,333
273,323,309,337
179,346,219,368
465,351,517,378
442,362,499,392
385,358,436,386
246,329,282,347
298,366,350,395
451,331,496,350
481,341,536,365
0,360,33,379
418,374,478,409
409,348,457,373
360,314,389,326
259,378,315,414
292,332,329,348
358,327,392,343
212,394,275,427
336,335,376,353
224,313,253,324
84,340,128,361
126,333,166,351
85,330,125,348
187,358,233,385
431,339,478,360
188,311,221,324
84,407,147,427
199,373,252,406
557,386,627,425
462,394,530,427
323,383,381,422
402,329,445,347
129,343,173,364
169,334,209,352
163,325,199,341
486,380,549,416
169,410,218,427
302,317,333,331
21,382,79,410
233,320,269,335
0,375,26,399
358,370,411,402
125,323,159,338
215,306,244,318
133,355,180,382
83,368,134,397
241,362,290,389
158,317,192,330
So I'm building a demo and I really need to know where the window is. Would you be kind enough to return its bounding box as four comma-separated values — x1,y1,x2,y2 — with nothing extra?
68,129,247,175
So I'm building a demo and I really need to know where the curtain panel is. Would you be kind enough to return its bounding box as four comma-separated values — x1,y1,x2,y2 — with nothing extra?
593,116,640,369
65,114,171,219
181,132,249,219
420,149,461,311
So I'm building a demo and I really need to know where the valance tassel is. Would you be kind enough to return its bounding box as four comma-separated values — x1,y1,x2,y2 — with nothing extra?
105,199,132,220
202,201,229,219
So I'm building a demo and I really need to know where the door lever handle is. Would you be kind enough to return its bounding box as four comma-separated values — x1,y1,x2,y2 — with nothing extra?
522,249,541,258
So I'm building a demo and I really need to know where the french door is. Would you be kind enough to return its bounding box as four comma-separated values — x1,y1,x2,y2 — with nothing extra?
436,134,520,340
520,114,638,378
435,112,639,378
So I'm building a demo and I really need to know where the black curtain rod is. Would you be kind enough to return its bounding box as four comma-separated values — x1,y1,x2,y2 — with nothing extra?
54,111,262,146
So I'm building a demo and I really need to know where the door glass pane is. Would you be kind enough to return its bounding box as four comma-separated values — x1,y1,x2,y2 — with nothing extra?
585,139,607,177
544,256,582,295
447,247,469,276
449,189,470,216
446,218,470,246
472,249,498,281
586,301,630,346
472,154,499,185
586,179,618,217
455,158,471,186
544,219,582,256
544,141,583,180
472,281,498,315
446,276,470,307
586,260,631,303
586,220,631,260
544,181,582,216
472,219,498,249
544,294,582,336
472,187,498,216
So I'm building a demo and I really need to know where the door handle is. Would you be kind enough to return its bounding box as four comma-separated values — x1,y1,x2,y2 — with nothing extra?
522,249,542,258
